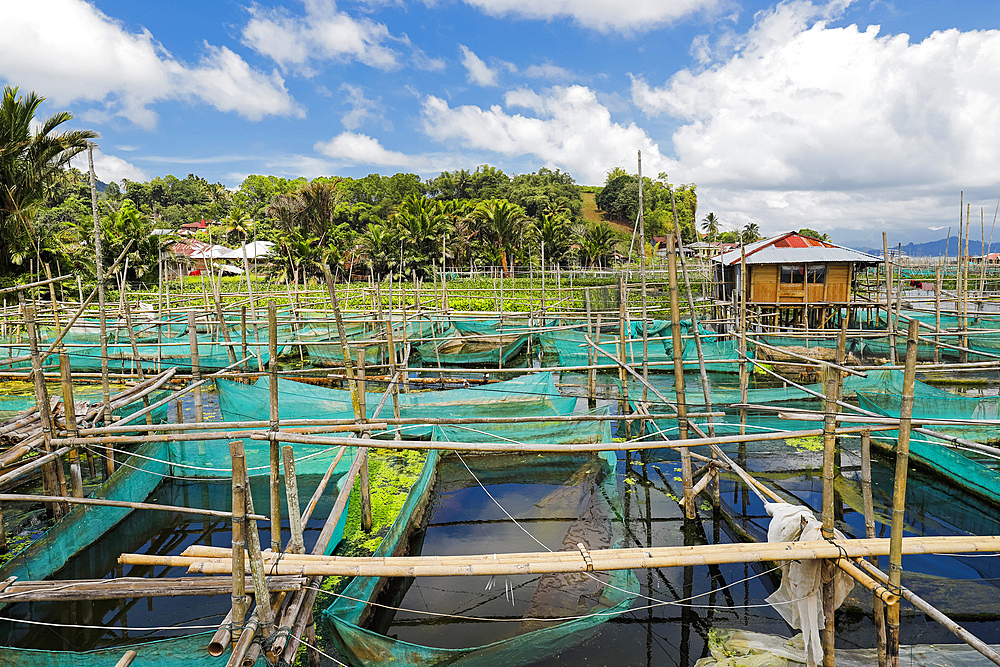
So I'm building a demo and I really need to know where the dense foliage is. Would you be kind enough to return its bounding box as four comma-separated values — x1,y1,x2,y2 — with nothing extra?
3,85,715,281
595,169,699,243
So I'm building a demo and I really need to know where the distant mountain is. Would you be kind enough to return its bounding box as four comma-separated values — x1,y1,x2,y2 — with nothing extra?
860,236,1000,257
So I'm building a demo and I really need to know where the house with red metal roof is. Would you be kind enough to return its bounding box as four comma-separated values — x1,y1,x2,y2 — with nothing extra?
712,231,880,327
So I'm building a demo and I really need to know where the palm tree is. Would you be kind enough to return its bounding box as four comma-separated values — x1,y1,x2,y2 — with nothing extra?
0,85,98,271
741,222,761,244
535,213,574,265
701,212,720,242
579,222,617,268
222,207,253,245
391,195,449,275
472,199,529,275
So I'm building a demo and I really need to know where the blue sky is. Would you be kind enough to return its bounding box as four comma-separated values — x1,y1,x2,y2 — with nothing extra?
4,0,1000,246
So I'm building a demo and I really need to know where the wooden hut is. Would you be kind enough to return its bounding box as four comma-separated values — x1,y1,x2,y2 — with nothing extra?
713,232,880,328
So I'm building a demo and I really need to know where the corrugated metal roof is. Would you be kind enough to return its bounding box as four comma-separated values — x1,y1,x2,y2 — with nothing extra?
714,232,880,266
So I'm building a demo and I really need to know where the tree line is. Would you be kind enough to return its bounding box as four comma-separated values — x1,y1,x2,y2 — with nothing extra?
1,85,710,283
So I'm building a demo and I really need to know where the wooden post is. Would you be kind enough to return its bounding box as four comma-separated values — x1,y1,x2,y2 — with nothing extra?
59,349,85,498
241,306,249,373
617,276,629,431
886,318,920,666
268,301,281,553
585,289,596,409
934,267,942,364
187,311,203,423
882,232,896,364
240,465,275,641
667,234,694,519
385,321,401,440
739,247,748,436
638,151,649,402
861,430,888,667
821,358,843,666
282,445,305,554
121,300,153,427
87,145,113,446
24,306,65,518
229,440,249,647
357,349,372,533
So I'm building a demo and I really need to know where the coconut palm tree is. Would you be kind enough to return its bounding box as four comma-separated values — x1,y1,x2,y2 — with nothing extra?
472,199,529,275
0,85,98,271
701,212,720,242
741,222,761,244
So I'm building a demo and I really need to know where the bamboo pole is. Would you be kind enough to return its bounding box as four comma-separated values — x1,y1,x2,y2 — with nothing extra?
638,151,648,401
0,493,268,520
87,145,113,459
357,350,372,533
855,558,1000,666
667,234,694,518
114,649,137,667
240,459,275,641
282,445,304,554
268,301,281,553
188,311,203,424
58,348,84,498
228,440,248,650
820,359,843,667
126,534,1000,577
271,446,368,661
883,232,896,364
860,430,887,667
23,306,64,517
886,318,919,667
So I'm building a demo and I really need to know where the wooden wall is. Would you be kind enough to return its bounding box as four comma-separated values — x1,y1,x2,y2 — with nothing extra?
748,262,853,304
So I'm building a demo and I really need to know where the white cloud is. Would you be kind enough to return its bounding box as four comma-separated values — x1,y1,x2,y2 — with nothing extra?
629,0,1000,238
459,45,499,86
339,84,381,130
421,85,666,184
457,0,723,32
242,0,401,72
523,63,574,81
70,148,148,184
315,131,429,169
0,0,300,128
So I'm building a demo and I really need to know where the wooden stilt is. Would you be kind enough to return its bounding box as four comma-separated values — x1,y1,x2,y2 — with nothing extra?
281,445,305,554
228,440,249,649
188,311,204,424
666,234,694,519
58,349,84,498
268,301,281,553
886,318,920,666
860,430,888,667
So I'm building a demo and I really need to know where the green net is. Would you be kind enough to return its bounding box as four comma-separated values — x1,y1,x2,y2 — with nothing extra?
415,320,531,366
217,372,578,438
0,431,351,664
321,417,638,667
857,391,1000,442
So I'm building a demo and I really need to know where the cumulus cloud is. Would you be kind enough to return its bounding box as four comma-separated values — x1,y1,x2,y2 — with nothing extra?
459,45,499,86
0,0,300,128
315,131,430,169
339,84,381,130
457,0,722,32
70,148,148,184
421,85,667,184
629,0,1000,238
241,0,402,72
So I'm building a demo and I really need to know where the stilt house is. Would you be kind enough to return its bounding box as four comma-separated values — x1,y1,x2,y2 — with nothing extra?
713,231,880,327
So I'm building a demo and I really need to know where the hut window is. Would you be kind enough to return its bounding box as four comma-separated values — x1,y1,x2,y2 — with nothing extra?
780,265,805,284
806,264,827,283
